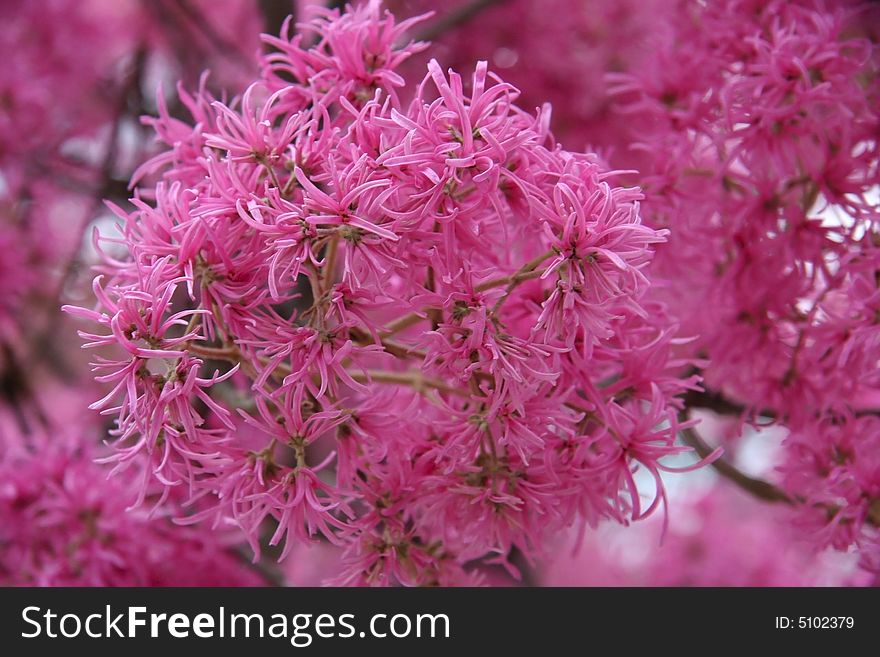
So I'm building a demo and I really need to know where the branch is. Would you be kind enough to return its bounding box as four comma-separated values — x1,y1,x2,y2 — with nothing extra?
320,234,339,297
683,387,775,420
683,386,879,420
349,370,469,397
52,46,147,312
230,547,285,587
381,250,556,336
259,0,294,39
382,311,430,337
349,327,427,360
414,0,512,42
487,249,556,314
189,342,461,398
680,416,880,528
679,425,792,503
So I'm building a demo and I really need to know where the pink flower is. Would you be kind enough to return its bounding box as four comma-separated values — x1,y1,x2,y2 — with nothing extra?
0,433,260,587
64,1,715,584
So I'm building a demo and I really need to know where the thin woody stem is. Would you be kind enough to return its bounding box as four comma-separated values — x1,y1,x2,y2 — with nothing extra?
489,249,557,314
188,343,240,361
680,421,880,526
425,221,443,330
683,387,775,420
189,342,460,397
258,156,282,190
305,263,326,330
349,328,427,360
414,0,512,42
683,386,879,420
382,312,430,337
230,547,284,587
477,250,556,294
321,234,339,296
188,342,260,379
348,370,469,397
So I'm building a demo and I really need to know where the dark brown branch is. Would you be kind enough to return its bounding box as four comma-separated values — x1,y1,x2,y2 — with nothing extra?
679,425,792,504
172,0,255,67
683,387,776,420
0,342,50,433
683,386,879,420
414,0,511,42
259,0,294,40
680,417,880,528
230,547,284,587
51,47,146,314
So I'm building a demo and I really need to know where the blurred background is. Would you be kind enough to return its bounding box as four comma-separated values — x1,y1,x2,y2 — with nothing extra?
0,0,875,586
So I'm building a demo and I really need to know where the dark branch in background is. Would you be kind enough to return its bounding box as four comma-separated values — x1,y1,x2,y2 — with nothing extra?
145,2,201,79
145,1,253,84
676,362,880,532
680,363,775,421
52,47,147,311
230,547,284,587
508,547,536,587
414,0,511,42
684,386,879,421
31,48,149,385
170,0,255,69
260,0,295,39
679,414,880,527
683,387,767,419
328,0,511,41
0,343,49,433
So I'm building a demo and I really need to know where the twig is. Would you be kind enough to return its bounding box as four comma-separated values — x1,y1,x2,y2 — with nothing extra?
259,0,294,39
489,249,556,314
679,424,792,503
382,311,430,337
230,547,284,587
349,370,469,397
683,387,879,420
381,250,557,336
681,422,880,528
321,234,339,297
683,387,774,420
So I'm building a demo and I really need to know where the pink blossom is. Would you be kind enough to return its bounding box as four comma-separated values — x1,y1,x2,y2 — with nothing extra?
0,432,260,587
49,0,880,586
65,3,704,585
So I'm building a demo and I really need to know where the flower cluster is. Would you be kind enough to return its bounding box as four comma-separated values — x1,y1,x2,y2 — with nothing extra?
67,1,708,585
607,0,880,567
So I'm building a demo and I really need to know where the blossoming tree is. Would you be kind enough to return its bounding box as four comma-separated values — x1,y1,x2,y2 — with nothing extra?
1,0,877,585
